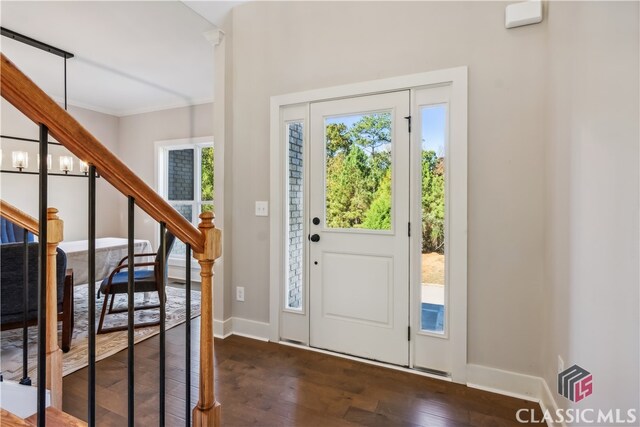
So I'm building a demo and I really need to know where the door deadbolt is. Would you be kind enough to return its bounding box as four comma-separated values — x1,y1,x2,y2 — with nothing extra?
312,217,320,225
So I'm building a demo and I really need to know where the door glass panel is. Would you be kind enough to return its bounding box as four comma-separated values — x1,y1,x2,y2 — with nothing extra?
167,149,194,201
287,122,304,310
420,105,446,334
325,112,392,230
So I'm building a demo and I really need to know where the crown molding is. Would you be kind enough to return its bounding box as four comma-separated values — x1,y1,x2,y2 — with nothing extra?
203,28,224,46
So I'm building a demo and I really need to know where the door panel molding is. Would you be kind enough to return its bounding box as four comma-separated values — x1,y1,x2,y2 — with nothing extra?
309,91,410,366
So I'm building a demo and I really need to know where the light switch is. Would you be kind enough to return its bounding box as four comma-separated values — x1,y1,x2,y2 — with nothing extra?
255,201,269,217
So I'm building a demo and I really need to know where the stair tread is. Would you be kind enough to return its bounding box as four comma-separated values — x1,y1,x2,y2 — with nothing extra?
1,408,31,426
24,408,87,427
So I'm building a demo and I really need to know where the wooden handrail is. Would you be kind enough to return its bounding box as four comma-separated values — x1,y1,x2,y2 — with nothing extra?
0,200,38,235
0,53,204,253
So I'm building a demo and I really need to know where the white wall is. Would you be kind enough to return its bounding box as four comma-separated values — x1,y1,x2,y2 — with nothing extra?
0,99,121,241
117,103,214,247
229,1,547,376
543,1,639,418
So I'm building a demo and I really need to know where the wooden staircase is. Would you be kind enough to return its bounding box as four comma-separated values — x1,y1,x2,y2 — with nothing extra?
1,408,86,427
0,52,222,426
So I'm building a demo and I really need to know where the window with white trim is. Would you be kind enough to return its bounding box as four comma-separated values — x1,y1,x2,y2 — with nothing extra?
159,141,214,257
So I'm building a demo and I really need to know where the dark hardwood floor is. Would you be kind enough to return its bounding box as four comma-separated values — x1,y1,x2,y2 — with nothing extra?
63,318,543,426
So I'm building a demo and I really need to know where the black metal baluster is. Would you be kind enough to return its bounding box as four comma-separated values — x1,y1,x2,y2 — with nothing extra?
185,243,191,426
88,165,97,427
37,124,48,427
20,228,31,386
127,196,135,427
63,56,67,111
159,222,167,427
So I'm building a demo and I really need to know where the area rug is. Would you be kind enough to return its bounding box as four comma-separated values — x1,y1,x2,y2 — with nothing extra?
0,283,201,382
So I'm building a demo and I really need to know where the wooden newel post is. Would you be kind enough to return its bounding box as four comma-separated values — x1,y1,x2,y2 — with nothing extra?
46,207,63,409
192,211,222,427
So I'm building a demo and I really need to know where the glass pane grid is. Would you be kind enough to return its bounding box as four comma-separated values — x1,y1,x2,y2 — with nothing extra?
171,204,193,257
168,149,194,201
163,144,214,259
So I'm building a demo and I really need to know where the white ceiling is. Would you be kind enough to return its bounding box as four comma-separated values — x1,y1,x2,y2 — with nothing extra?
0,1,223,117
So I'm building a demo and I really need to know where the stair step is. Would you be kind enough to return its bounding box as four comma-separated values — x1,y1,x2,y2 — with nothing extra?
1,408,31,426
24,408,87,426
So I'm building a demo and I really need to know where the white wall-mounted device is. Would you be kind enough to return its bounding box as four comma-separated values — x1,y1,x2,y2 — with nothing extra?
505,0,543,29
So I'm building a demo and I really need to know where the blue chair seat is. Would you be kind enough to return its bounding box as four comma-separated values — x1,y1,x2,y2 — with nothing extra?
97,231,175,334
99,269,157,295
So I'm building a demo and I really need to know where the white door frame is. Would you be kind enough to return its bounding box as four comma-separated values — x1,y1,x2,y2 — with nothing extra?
269,67,468,382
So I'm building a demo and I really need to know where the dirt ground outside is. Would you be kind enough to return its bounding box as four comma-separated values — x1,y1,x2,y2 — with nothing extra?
422,252,444,285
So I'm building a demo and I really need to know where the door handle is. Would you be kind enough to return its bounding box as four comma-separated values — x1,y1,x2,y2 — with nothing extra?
309,234,320,243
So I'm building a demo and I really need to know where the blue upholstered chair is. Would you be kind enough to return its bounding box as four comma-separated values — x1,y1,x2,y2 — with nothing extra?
97,231,176,334
1,217,35,244
0,219,74,352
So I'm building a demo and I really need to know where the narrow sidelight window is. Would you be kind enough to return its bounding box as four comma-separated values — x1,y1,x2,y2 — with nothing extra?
420,104,446,334
286,122,304,310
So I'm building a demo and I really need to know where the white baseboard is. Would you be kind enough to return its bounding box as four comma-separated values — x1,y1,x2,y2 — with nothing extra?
213,318,233,339
467,364,541,401
212,316,269,341
467,364,565,427
229,317,270,341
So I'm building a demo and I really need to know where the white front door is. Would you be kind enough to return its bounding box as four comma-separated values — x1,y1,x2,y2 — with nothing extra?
309,91,410,366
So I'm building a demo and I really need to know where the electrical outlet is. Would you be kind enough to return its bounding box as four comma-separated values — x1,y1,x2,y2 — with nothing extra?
236,286,245,302
255,201,269,217
558,355,564,373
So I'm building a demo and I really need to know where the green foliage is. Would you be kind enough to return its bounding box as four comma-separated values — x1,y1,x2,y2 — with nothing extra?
326,148,371,228
421,150,445,253
201,146,214,201
348,113,391,156
362,169,391,230
325,114,391,229
326,123,351,158
324,114,444,252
